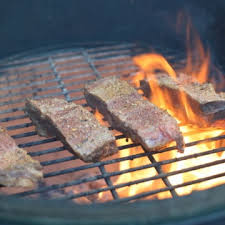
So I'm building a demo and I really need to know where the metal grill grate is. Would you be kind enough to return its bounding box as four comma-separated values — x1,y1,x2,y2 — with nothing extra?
1,42,225,204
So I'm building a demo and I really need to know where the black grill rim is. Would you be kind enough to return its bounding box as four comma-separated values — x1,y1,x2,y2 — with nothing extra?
1,183,225,225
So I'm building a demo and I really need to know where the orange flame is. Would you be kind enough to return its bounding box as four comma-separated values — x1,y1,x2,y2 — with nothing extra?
133,53,177,80
184,18,210,83
94,13,225,202
127,14,225,199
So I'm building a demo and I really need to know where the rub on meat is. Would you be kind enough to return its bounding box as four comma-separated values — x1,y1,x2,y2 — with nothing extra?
25,98,118,162
84,76,184,152
140,73,225,126
0,126,43,187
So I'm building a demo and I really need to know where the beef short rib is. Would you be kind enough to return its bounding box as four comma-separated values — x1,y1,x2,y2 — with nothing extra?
25,98,118,162
0,126,43,187
84,76,184,152
140,73,225,126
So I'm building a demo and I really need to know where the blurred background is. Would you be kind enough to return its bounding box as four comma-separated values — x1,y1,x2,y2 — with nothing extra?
0,0,225,68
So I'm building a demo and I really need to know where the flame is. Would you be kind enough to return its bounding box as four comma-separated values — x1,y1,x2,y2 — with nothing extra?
126,14,225,199
133,53,177,80
184,18,210,83
114,138,172,200
93,13,225,202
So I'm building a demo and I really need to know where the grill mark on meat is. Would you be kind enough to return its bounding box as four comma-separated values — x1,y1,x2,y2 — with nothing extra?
25,98,118,162
84,76,184,152
0,126,43,187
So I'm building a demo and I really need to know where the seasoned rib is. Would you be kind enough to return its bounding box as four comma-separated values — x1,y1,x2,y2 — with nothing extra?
25,98,118,162
0,126,43,187
139,73,225,125
84,77,184,152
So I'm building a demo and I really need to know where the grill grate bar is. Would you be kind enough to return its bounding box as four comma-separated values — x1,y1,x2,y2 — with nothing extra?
0,82,62,100
99,165,119,200
0,98,25,107
145,152,178,198
7,122,33,130
1,131,223,173
11,131,37,139
0,63,50,79
115,134,126,140
82,50,102,79
18,137,57,148
86,43,135,55
7,44,101,63
42,144,225,179
90,52,132,62
58,65,137,81
42,144,139,171
29,146,65,157
63,79,94,88
0,55,134,88
0,64,84,89
56,157,225,201
0,57,52,71
0,93,67,118
14,174,104,197
28,91,64,100
19,135,225,169
41,156,77,167
0,106,25,115
0,65,136,104
10,127,225,161
0,77,58,92
69,96,85,102
15,153,225,199
0,43,134,69
1,43,225,204
0,71,52,86
110,171,225,204
81,59,133,68
0,91,64,107
48,57,71,102
0,114,27,123
3,118,225,175
0,47,84,70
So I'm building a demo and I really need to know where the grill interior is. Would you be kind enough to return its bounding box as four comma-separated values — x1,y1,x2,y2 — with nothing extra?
1,42,225,204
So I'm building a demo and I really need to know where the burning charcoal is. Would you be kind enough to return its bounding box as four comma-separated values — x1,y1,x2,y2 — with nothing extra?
71,191,92,204
42,188,68,199
37,182,89,202
84,76,184,152
25,98,118,162
0,126,43,187
139,73,225,126
65,172,112,203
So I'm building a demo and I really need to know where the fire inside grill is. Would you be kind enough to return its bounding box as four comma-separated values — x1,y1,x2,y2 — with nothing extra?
1,24,225,204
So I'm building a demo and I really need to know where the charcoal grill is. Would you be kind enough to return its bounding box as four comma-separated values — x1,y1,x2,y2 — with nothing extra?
1,42,225,224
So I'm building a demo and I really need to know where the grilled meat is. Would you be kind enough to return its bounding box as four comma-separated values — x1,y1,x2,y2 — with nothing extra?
84,76,184,152
25,98,118,162
0,126,43,187
140,73,225,125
